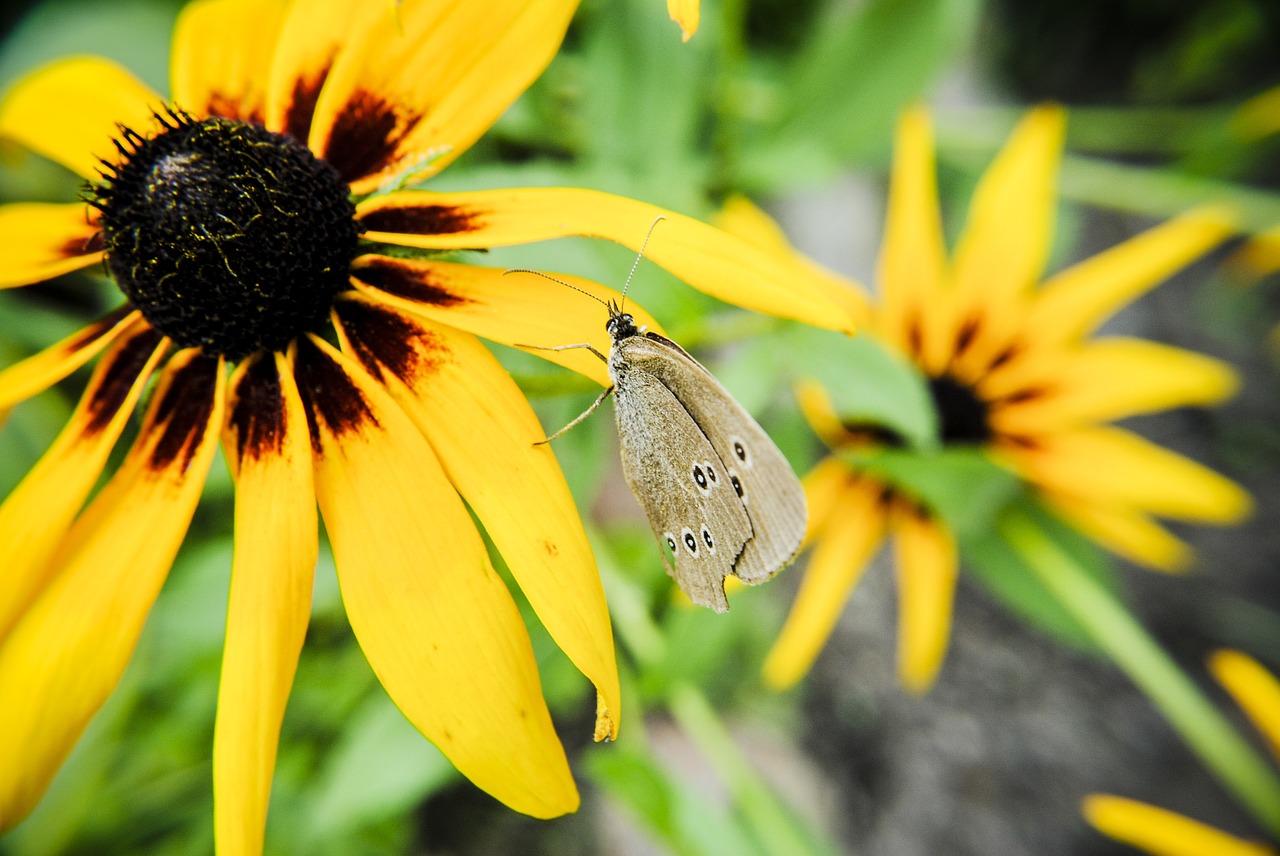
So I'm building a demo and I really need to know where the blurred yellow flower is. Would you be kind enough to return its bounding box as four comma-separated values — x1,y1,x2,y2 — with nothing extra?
668,0,700,41
719,105,1250,692
1083,650,1280,856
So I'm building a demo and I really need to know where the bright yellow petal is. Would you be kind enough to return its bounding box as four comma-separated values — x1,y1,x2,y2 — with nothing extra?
1083,794,1278,856
0,57,160,178
294,335,577,818
801,456,856,544
763,480,888,690
1231,224,1280,277
715,195,871,326
214,351,317,856
356,188,858,332
349,256,663,388
0,308,141,410
891,505,957,693
170,0,288,122
1031,208,1234,343
1209,650,1280,763
332,297,620,741
0,350,224,831
309,0,577,190
263,2,382,139
1013,426,1251,525
795,379,851,449
1042,491,1192,572
990,339,1239,435
877,105,951,374
668,0,700,41
0,203,103,289
0,322,165,642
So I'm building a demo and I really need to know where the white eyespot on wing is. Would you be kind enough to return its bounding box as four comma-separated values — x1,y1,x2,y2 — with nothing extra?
700,524,716,556
691,461,712,496
729,435,753,470
680,527,700,557
703,460,719,486
728,469,746,505
664,532,678,554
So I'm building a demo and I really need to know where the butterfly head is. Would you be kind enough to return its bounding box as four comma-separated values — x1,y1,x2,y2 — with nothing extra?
605,305,640,342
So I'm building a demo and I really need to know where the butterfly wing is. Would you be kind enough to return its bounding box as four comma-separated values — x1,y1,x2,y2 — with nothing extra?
619,334,807,584
611,366,753,612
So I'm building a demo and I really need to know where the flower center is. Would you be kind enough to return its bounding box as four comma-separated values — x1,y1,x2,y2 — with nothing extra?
92,112,360,359
927,374,992,444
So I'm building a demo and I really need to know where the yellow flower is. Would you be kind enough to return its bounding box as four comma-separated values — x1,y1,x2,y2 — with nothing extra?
1083,650,1280,856
725,105,1250,693
0,0,852,846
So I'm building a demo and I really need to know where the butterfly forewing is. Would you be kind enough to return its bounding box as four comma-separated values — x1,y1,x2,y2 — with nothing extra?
617,334,807,583
611,362,752,612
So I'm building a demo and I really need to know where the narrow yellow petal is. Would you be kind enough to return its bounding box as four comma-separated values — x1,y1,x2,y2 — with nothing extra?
801,456,857,545
214,351,317,856
1083,794,1277,856
170,0,288,122
294,335,577,818
263,2,382,139
878,106,951,374
668,0,700,41
1014,426,1251,524
332,297,620,741
310,0,578,190
990,339,1239,435
891,506,957,693
1232,84,1280,142
1031,208,1234,343
1042,492,1192,572
1231,224,1280,277
763,481,888,690
0,350,224,831
0,203,103,289
1209,650,1280,763
356,189,858,332
795,380,851,450
349,256,663,388
0,322,165,642
0,57,160,178
715,195,872,326
0,308,140,411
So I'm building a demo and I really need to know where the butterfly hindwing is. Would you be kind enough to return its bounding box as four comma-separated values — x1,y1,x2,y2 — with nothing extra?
617,333,807,583
610,364,752,612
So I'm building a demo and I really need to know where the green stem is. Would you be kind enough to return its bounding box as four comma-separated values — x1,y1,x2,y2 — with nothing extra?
1001,508,1280,837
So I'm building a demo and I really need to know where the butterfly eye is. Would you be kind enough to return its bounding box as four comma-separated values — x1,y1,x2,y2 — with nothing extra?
681,527,699,556
700,524,716,555
691,463,711,495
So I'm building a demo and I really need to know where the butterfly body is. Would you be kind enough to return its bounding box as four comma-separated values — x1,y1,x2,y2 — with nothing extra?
604,310,806,612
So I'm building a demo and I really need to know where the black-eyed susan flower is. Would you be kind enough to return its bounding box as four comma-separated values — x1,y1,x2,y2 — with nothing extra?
0,0,852,847
1083,650,1280,856
719,105,1250,693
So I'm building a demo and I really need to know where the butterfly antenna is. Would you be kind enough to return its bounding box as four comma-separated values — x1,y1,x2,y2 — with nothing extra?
619,215,666,315
503,268,611,309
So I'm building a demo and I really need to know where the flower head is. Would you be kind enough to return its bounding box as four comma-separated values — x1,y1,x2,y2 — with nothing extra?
0,0,852,846
727,105,1251,692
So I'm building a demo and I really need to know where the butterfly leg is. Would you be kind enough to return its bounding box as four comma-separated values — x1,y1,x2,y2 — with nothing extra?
538,385,615,444
516,342,609,363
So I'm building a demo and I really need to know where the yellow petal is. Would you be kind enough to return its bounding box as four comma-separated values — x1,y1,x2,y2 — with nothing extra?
794,379,850,450
214,351,317,856
1083,794,1277,856
715,195,871,326
1031,207,1234,343
990,339,1239,435
877,105,952,374
1013,426,1251,524
1042,491,1192,572
0,308,141,411
1209,650,1280,763
763,480,888,690
0,203,103,289
309,0,577,190
356,188,858,332
332,296,620,741
0,57,160,178
801,456,857,544
891,505,957,693
1232,84,1280,142
0,322,165,642
668,0,700,41
1231,224,1280,278
170,0,288,122
349,256,663,388
293,335,577,818
0,350,224,831
263,2,382,140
